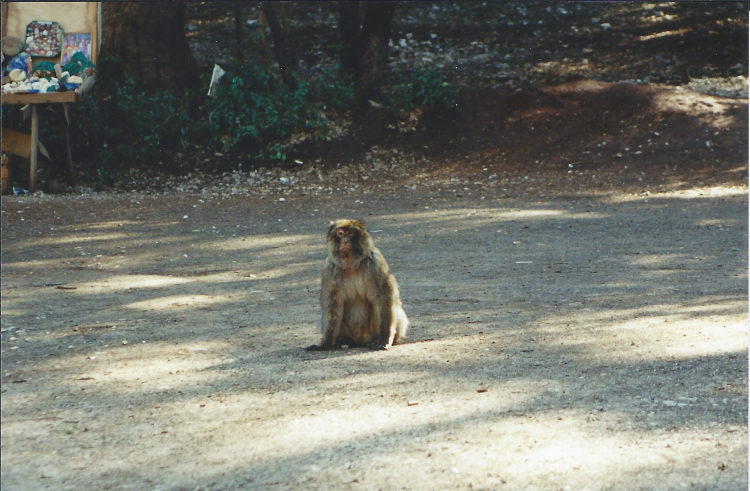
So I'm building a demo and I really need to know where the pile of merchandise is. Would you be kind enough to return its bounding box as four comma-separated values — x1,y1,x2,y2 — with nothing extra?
2,19,95,95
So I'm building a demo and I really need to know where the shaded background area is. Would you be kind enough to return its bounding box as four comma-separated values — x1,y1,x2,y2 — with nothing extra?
2,2,745,191
189,2,747,86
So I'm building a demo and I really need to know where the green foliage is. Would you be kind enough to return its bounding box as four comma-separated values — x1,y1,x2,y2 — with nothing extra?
64,77,191,181
391,68,456,111
5,57,455,184
317,65,356,111
99,79,191,167
205,67,324,153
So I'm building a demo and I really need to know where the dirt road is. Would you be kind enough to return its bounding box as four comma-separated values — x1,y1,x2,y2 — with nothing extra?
1,179,747,490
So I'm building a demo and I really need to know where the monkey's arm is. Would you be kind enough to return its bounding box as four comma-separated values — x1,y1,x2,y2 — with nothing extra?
306,263,343,351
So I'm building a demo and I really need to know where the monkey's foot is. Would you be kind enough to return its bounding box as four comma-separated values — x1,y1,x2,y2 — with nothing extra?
367,341,390,351
305,343,342,351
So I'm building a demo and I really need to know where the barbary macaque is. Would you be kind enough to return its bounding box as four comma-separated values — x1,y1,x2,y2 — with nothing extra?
306,219,409,351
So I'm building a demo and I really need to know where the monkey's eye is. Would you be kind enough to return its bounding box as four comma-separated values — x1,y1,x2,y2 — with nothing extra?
337,229,345,238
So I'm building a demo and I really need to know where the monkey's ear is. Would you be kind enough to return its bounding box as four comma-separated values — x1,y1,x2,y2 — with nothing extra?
327,221,336,236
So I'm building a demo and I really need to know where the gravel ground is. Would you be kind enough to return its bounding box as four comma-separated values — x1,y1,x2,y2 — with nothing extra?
1,177,747,491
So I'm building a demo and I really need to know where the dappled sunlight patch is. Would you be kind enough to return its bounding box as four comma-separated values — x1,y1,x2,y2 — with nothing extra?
693,217,743,227
638,27,691,41
211,379,544,454
538,300,747,361
2,258,93,270
30,341,236,392
73,271,291,293
629,253,691,268
77,274,193,292
238,263,316,281
29,231,133,246
86,220,150,230
125,294,235,311
0,308,25,317
652,88,743,128
609,184,748,202
211,234,316,252
439,412,737,489
377,207,609,230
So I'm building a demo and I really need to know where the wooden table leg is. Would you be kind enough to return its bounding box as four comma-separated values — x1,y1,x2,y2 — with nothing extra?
29,104,38,192
57,103,75,185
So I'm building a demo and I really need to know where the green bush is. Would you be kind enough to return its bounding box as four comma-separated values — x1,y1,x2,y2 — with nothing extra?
317,65,356,111
205,66,341,156
100,78,191,167
6,60,455,184
64,77,192,181
391,67,456,111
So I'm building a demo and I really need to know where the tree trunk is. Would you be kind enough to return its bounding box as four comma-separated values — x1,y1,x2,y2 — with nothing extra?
99,3,198,94
337,2,361,77
353,3,396,105
261,2,297,88
233,3,246,67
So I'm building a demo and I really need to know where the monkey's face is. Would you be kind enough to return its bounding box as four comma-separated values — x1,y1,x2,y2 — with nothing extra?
334,226,360,259
328,219,370,261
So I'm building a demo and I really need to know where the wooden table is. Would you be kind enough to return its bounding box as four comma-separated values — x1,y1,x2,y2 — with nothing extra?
2,90,81,191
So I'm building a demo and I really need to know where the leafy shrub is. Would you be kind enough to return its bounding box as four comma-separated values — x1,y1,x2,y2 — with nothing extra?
391,67,456,111
317,65,356,111
99,78,191,167
205,67,327,156
63,77,192,181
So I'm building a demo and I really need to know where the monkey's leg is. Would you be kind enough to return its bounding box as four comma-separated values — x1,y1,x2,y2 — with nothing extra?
368,303,394,351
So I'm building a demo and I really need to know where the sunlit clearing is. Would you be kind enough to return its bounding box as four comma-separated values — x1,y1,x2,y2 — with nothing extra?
544,301,747,361
0,308,25,317
3,258,79,269
694,218,743,227
433,413,741,487
610,185,747,202
380,207,608,227
236,263,315,280
32,231,132,246
652,89,742,129
52,341,234,390
638,27,690,41
261,381,543,452
126,294,235,311
86,220,148,229
77,274,193,291
630,253,690,267
212,234,315,251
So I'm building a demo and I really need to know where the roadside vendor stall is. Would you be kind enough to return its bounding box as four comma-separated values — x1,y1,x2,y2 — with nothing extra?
2,2,100,192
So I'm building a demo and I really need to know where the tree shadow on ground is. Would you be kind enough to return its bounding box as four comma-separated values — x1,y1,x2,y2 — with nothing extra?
1,184,746,490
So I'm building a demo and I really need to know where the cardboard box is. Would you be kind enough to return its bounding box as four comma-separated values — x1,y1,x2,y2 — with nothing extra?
1,127,49,159
1,154,10,194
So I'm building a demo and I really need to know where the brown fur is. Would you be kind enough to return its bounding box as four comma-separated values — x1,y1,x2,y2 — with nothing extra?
306,219,409,351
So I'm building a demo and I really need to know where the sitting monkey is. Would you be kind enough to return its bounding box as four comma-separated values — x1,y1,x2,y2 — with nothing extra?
306,219,409,351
